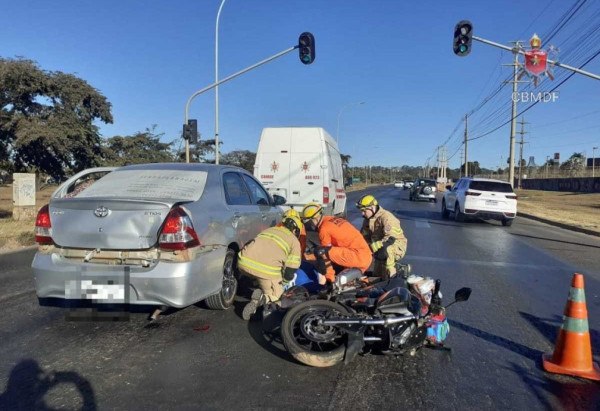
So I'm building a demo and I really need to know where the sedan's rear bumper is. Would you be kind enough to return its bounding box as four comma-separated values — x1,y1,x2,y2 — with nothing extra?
31,247,226,308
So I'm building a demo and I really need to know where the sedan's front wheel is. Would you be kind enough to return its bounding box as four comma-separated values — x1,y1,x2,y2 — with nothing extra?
205,248,238,310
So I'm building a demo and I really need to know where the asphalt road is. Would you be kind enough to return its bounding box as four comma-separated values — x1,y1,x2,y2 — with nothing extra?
1,185,599,410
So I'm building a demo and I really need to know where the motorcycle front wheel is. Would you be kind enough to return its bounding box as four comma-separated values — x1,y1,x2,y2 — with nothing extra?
281,300,352,367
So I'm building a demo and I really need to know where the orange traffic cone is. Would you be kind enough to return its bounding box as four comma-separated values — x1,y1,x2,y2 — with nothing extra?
542,273,600,381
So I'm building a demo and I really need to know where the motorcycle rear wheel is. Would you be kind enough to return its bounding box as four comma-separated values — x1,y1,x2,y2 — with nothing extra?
282,300,352,367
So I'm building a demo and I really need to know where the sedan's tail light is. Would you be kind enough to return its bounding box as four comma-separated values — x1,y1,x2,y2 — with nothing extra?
505,194,518,200
35,204,53,245
323,187,330,204
466,190,481,196
159,207,200,251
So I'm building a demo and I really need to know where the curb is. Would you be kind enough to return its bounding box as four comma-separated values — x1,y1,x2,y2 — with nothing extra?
518,212,600,238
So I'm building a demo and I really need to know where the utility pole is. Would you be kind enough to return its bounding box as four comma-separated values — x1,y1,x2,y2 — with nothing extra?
463,114,469,176
504,42,523,188
517,117,528,189
459,147,463,179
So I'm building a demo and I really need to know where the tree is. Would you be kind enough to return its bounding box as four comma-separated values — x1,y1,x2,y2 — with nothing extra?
220,150,256,173
0,57,113,180
559,152,585,176
102,126,174,166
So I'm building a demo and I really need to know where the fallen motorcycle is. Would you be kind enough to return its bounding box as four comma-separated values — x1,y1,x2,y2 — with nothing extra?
279,268,471,367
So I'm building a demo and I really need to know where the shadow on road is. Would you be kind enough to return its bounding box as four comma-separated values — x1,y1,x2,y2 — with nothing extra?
519,311,600,356
246,310,295,363
0,359,96,411
449,319,543,362
505,361,600,410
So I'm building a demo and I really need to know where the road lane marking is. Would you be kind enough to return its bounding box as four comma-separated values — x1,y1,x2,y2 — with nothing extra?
414,220,431,228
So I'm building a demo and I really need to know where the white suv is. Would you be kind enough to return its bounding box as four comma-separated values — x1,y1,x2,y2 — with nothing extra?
441,177,517,226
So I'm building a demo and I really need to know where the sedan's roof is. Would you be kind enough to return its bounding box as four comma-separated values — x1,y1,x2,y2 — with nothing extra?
117,163,246,173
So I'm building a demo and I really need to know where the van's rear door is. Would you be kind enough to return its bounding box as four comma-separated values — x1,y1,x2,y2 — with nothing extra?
290,129,324,206
256,129,291,201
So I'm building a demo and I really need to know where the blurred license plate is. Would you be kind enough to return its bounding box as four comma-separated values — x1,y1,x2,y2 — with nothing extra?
66,280,125,302
485,200,498,206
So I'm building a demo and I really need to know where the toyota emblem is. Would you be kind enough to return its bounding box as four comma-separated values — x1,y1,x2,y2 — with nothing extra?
94,206,110,218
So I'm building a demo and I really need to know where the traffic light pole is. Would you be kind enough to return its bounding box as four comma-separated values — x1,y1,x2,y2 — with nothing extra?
184,45,298,163
473,36,600,80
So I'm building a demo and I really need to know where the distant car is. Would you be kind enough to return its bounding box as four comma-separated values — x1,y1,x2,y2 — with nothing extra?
409,178,437,202
32,163,285,311
441,177,517,226
394,180,404,188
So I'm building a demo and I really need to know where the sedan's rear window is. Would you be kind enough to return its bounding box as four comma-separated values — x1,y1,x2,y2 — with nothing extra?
468,181,513,193
76,170,208,201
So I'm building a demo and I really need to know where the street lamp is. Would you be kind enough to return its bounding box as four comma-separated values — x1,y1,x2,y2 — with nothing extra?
214,0,227,164
593,146,598,178
336,101,365,146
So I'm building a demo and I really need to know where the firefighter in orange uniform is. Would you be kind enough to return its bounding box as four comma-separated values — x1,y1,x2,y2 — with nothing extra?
238,216,303,320
301,203,372,283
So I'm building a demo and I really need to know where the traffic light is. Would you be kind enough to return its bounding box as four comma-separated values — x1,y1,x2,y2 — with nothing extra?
183,119,198,143
453,20,473,57
298,32,315,65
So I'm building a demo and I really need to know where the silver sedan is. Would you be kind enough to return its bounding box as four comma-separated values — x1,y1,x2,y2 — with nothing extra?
32,163,285,311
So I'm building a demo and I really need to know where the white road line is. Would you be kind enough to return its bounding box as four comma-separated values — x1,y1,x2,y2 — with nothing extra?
403,255,568,271
414,220,431,228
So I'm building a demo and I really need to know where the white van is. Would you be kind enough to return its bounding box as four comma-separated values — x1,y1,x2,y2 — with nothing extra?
254,127,347,216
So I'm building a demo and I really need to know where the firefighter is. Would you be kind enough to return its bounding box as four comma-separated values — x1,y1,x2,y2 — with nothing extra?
239,216,303,320
279,208,307,253
356,194,407,279
301,203,372,283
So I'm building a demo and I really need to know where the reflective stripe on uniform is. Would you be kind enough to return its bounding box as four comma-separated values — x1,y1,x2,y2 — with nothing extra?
370,241,383,252
238,254,281,277
257,231,291,255
285,254,301,268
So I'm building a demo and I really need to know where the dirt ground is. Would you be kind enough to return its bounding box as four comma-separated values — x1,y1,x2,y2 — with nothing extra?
0,184,599,253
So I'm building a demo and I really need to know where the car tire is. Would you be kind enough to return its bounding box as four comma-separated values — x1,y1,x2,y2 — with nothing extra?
441,200,450,219
454,202,465,222
205,248,238,310
423,186,432,195
502,218,514,227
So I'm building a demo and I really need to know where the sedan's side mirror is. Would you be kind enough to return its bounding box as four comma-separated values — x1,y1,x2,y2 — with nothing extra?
272,194,286,206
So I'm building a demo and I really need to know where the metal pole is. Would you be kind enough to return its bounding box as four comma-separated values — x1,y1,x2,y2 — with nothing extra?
593,147,596,178
336,102,365,146
464,114,468,176
473,36,600,81
185,46,297,162
508,49,519,188
215,0,227,165
546,156,550,179
517,117,526,189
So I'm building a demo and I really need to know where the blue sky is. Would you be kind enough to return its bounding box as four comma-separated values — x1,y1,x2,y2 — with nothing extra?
2,1,599,169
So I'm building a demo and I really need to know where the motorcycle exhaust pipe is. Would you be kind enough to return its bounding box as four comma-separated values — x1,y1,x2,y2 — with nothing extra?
321,315,415,326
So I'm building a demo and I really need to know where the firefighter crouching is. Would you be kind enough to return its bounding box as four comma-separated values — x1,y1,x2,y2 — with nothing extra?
301,203,372,283
357,194,407,279
238,216,303,321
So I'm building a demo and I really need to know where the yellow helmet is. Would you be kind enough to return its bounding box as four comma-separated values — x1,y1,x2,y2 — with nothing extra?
282,215,303,238
301,202,323,220
356,194,378,209
282,208,300,219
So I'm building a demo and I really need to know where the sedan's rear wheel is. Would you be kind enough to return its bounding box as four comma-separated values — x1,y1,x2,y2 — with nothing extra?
205,248,238,310
454,202,465,222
